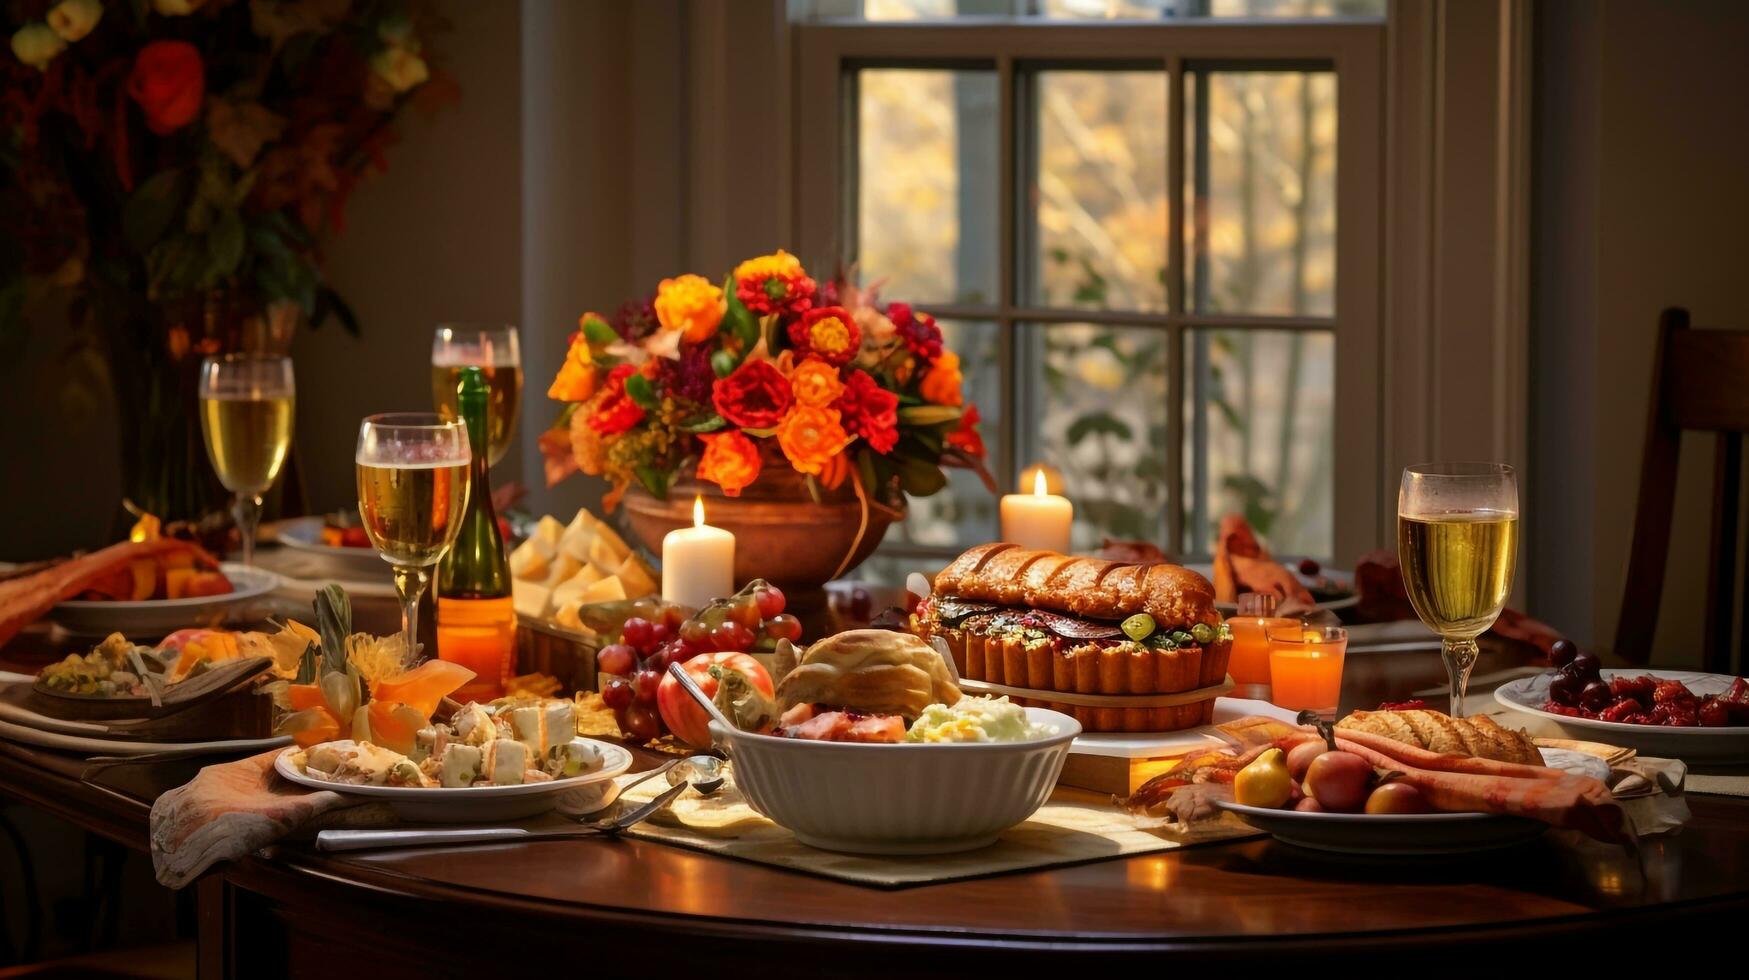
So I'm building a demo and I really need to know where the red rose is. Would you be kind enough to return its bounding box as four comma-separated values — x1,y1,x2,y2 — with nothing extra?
128,41,205,136
712,359,792,430
588,364,646,435
836,369,899,454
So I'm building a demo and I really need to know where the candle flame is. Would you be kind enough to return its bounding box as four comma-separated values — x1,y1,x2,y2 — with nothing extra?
693,495,706,528
1033,468,1048,497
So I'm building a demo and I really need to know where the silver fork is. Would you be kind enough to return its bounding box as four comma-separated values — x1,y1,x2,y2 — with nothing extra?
314,781,690,852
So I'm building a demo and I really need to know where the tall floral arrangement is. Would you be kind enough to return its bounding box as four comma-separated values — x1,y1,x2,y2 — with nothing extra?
1,0,451,521
544,250,992,513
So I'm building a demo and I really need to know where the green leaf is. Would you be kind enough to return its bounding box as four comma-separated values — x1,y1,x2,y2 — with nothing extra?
123,168,190,254
710,349,739,378
741,426,777,438
582,313,617,344
721,275,758,347
313,286,361,336
206,211,246,283
622,372,659,411
856,449,879,497
895,456,948,497
314,584,353,673
635,465,672,499
898,405,962,427
1065,412,1133,444
680,414,728,433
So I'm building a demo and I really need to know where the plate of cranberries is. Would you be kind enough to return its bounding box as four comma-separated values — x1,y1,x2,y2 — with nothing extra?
1494,641,1749,761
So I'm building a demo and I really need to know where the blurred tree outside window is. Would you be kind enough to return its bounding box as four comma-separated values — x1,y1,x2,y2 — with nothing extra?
807,0,1376,567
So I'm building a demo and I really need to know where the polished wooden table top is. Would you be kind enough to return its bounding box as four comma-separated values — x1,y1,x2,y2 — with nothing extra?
5,622,1748,968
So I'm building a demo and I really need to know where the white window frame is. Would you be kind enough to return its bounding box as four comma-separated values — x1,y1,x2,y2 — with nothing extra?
792,17,1386,563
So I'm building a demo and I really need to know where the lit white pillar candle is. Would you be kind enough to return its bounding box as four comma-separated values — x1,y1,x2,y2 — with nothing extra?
1000,468,1073,553
661,496,735,610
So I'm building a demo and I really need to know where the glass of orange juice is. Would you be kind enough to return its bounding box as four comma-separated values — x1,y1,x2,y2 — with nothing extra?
1227,593,1300,700
1267,624,1348,717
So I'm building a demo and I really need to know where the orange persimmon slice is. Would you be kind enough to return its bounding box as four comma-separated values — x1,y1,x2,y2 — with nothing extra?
286,683,327,712
366,701,421,756
277,707,341,748
369,660,475,718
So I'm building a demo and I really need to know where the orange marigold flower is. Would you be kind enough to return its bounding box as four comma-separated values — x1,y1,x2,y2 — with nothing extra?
733,250,805,282
920,350,964,407
734,250,815,318
789,357,845,408
547,332,596,402
787,306,861,366
776,405,852,477
653,273,725,344
696,431,762,497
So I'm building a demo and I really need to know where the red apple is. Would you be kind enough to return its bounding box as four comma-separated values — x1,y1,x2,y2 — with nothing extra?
1286,740,1326,781
1304,750,1374,813
656,652,772,748
1364,781,1430,814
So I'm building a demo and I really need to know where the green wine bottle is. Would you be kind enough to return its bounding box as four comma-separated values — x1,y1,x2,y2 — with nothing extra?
436,366,513,701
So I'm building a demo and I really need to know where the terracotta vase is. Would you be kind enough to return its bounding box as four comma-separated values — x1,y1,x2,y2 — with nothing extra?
620,447,902,637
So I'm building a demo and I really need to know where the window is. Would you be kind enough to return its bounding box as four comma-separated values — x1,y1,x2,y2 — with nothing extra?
794,2,1384,570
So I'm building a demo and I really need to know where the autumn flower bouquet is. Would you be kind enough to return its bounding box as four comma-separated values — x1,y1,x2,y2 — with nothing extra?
543,251,992,515
2,0,451,522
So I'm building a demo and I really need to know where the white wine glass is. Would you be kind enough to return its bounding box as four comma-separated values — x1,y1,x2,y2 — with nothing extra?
356,413,472,654
1397,462,1519,717
431,324,521,467
198,354,296,567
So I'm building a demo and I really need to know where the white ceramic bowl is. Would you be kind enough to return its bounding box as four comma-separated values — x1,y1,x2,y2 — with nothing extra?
710,706,1080,855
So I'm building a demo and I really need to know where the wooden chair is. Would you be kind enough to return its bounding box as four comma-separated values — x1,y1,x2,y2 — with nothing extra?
1616,308,1749,673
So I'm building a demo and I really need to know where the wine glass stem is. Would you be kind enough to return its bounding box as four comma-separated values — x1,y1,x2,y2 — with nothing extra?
232,493,263,567
1442,636,1480,717
392,564,432,656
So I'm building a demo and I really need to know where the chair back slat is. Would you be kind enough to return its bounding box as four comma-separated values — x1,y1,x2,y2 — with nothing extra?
1615,308,1747,674
1665,330,1749,431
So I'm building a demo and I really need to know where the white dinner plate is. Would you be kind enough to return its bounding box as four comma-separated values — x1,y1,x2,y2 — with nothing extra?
0,716,289,757
1213,800,1546,855
274,738,635,822
1182,563,1358,614
1495,668,1749,763
1211,745,1601,855
50,563,280,638
273,516,392,578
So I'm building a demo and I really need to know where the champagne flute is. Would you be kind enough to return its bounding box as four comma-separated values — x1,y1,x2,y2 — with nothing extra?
356,414,471,654
198,354,296,566
431,324,521,467
1397,462,1519,717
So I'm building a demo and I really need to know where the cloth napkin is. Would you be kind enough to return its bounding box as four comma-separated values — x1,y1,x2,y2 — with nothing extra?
148,749,394,889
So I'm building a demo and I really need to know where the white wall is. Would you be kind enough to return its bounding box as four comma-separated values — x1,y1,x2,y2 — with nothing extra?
1532,0,1749,667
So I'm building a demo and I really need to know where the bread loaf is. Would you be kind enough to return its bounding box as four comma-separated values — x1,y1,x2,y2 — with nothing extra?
1336,709,1541,766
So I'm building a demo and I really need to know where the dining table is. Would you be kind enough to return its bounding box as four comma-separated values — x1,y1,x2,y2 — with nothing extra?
2,596,1747,975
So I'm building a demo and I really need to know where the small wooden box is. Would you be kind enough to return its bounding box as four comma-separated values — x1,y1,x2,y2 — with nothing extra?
514,618,600,694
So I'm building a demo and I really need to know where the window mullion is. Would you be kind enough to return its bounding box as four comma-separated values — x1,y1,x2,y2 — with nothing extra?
1166,53,1186,554
998,52,1020,499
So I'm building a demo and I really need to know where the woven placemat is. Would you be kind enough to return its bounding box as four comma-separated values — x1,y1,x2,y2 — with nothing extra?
617,774,1259,888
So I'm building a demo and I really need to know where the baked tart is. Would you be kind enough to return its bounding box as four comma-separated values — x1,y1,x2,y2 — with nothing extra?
914,543,1232,733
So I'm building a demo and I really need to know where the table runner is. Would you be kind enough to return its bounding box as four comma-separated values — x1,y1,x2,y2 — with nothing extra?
614,776,1259,888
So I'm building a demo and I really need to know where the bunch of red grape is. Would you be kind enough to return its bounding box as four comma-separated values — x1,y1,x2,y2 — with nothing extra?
596,580,801,741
